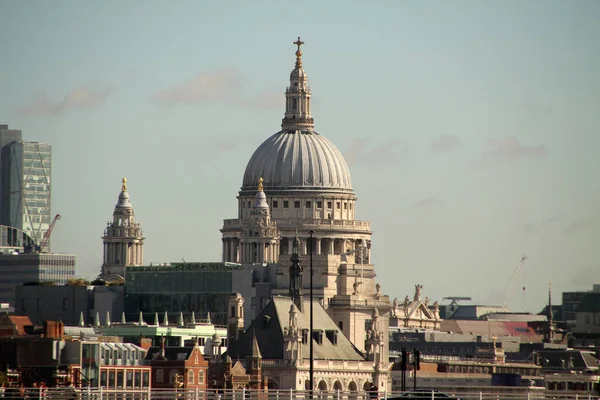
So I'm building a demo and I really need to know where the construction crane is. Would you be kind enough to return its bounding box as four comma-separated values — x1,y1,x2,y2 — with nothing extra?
39,214,61,253
502,256,528,308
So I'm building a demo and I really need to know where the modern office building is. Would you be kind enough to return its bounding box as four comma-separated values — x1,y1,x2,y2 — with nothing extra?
124,262,253,326
0,136,52,247
0,253,76,304
15,282,121,326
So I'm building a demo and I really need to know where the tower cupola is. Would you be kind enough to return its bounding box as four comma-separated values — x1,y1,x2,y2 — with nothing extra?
101,178,144,279
281,37,314,131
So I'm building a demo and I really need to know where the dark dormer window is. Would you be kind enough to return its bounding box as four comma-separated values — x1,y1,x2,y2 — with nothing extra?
326,330,338,345
294,201,300,208
313,330,323,345
284,201,289,208
316,201,322,208
273,200,278,208
263,315,271,329
306,201,312,209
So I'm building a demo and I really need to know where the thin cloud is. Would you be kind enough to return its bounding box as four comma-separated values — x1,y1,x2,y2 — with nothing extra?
344,138,407,167
570,264,600,287
413,197,445,208
522,215,564,234
430,135,461,153
153,70,285,112
565,217,599,235
244,89,283,111
19,88,110,115
217,140,238,151
483,136,547,162
153,68,243,106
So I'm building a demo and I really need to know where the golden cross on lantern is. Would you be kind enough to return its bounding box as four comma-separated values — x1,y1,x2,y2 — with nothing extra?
293,37,304,51
121,177,127,191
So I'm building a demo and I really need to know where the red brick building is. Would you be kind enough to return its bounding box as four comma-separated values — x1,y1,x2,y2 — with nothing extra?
145,339,208,390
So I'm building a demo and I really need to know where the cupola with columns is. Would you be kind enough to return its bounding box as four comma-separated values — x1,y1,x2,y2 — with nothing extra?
101,178,144,279
281,37,314,131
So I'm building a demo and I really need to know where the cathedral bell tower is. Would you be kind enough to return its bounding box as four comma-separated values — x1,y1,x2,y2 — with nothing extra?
101,178,144,279
238,178,280,263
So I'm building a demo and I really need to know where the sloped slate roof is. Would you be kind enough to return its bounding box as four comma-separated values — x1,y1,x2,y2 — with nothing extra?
145,346,194,361
227,297,365,361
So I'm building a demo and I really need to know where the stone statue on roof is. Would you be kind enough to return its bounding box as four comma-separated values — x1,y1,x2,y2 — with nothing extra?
392,297,398,317
414,284,423,301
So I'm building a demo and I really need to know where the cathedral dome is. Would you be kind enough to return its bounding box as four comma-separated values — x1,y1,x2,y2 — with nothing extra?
241,130,353,194
241,38,353,196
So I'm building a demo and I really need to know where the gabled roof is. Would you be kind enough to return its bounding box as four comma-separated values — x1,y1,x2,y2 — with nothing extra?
227,297,365,361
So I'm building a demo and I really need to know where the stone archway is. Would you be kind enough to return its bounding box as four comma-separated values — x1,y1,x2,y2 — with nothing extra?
348,381,359,400
318,380,329,400
318,380,328,391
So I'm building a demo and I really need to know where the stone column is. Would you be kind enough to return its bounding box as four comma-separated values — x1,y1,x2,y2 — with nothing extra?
328,238,334,255
315,238,321,255
301,238,307,255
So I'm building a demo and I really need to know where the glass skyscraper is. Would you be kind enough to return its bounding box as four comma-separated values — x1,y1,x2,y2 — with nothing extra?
0,127,52,247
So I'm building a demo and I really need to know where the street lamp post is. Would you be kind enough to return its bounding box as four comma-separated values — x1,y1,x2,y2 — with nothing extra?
308,229,315,397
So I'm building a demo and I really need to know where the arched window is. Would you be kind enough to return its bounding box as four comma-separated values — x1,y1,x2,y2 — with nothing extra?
188,369,194,384
198,370,204,385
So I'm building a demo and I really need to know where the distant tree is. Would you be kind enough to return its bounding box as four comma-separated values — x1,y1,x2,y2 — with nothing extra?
66,278,90,286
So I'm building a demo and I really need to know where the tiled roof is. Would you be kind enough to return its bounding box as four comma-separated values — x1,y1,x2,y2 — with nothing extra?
9,316,33,336
440,320,540,338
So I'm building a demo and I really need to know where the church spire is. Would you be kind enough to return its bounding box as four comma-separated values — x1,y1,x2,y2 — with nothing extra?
281,37,314,131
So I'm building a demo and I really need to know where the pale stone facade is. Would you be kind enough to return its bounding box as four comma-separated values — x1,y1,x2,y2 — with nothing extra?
101,178,144,279
220,38,391,392
389,285,443,331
